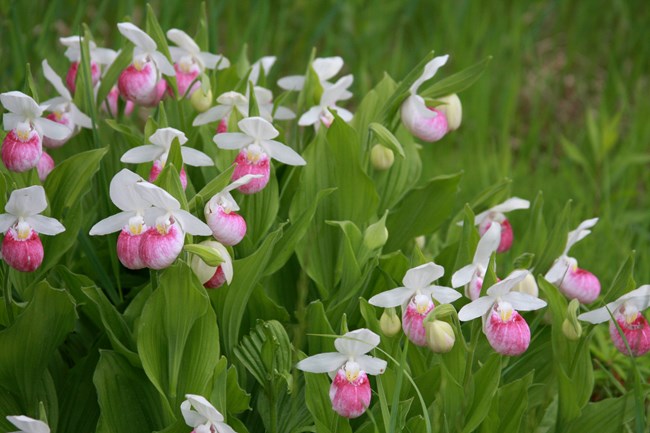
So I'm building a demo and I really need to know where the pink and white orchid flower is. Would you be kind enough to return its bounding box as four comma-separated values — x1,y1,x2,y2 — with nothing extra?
458,270,547,356
278,56,352,100
474,197,530,253
1,91,70,172
89,169,151,269
400,55,449,142
545,218,600,304
117,22,175,106
214,116,306,194
204,174,261,245
189,240,233,289
181,394,237,433
41,59,93,148
120,127,213,190
6,415,50,433
578,285,650,357
296,329,387,419
167,29,229,97
59,35,117,93
298,75,354,129
369,262,461,346
135,182,211,270
452,222,501,300
0,186,65,272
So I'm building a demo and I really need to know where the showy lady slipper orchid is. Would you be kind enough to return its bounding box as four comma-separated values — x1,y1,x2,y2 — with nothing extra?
1,91,69,172
204,174,261,245
167,29,230,97
296,329,387,418
189,240,233,289
545,218,601,304
0,186,65,272
135,182,212,270
474,197,530,253
254,86,296,121
578,285,650,357
117,22,175,107
41,60,93,148
400,55,450,142
458,270,547,356
214,116,306,193
6,415,50,433
298,75,354,130
181,394,237,433
89,169,151,270
369,262,461,346
60,35,117,93
278,56,351,100
248,56,276,86
451,222,501,300
120,127,213,190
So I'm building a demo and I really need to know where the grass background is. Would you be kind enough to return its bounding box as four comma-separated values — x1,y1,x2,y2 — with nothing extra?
1,0,649,283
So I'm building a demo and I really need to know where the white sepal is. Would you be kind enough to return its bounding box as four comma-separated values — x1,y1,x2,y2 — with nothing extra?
368,286,417,308
334,329,380,356
409,55,449,94
213,133,254,150
458,296,497,322
6,415,50,433
89,210,136,235
261,140,306,166
121,145,165,164
26,214,65,235
403,262,445,289
33,117,72,140
117,22,157,52
42,60,72,101
5,185,48,217
474,197,530,226
578,285,650,324
296,352,348,373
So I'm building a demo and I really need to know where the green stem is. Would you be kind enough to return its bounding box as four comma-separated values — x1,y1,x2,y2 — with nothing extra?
463,320,481,387
3,265,14,325
376,375,391,432
388,339,408,433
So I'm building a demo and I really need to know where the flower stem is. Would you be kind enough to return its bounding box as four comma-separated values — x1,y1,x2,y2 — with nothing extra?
3,265,14,325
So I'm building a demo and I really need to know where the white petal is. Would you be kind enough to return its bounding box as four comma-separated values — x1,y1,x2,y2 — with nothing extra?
149,127,188,148
40,97,68,112
475,197,530,225
42,60,72,101
272,106,296,120
174,209,212,236
151,51,175,76
181,399,207,427
321,75,353,107
7,415,50,433
277,75,305,91
296,352,347,373
474,222,501,266
624,285,650,311
33,117,72,140
403,262,445,289
238,117,278,140
135,182,180,211
70,104,93,129
334,329,380,356
200,52,229,70
0,214,18,233
117,22,157,52
262,140,306,166
217,91,247,107
92,47,118,65
253,87,273,105
313,56,344,81
213,133,254,150
400,94,437,127
4,112,24,130
249,56,276,84
181,147,213,167
26,214,65,235
298,106,322,126
501,291,547,312
89,211,134,235
426,286,462,304
185,394,224,423
486,269,529,297
142,206,168,227
193,105,232,126
544,256,571,284
109,169,146,211
167,29,200,54
451,264,476,288
121,145,164,164
577,304,617,324
356,354,387,376
332,106,353,122
409,54,449,94
168,46,185,63
222,174,263,194
213,242,233,283
6,185,48,217
214,422,237,433
368,286,415,308
565,217,599,254
0,91,42,117
60,35,82,47
458,296,495,321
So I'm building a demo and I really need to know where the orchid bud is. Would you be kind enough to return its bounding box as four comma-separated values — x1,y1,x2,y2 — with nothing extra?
380,308,401,337
363,213,388,250
436,94,462,131
370,144,394,170
512,272,539,297
415,235,426,250
191,87,213,112
562,299,582,340
425,320,455,353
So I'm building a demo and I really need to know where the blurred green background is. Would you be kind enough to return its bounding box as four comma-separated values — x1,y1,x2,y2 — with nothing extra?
1,0,649,284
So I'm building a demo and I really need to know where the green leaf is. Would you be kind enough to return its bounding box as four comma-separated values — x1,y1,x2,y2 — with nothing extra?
304,371,353,433
187,165,236,211
462,353,502,433
564,393,635,433
369,122,405,158
305,301,337,355
237,166,279,247
184,244,225,267
96,45,133,110
145,5,178,97
490,371,534,433
420,56,492,98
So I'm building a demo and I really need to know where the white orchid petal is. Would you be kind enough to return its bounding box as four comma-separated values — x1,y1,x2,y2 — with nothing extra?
238,116,278,140
135,182,180,211
623,285,650,311
6,185,48,217
26,214,65,235
142,206,167,227
121,145,165,164
313,56,344,81
403,262,445,289
200,52,229,70
321,75,353,107
174,209,212,236
486,269,529,297
334,329,380,356
7,415,50,433
296,352,348,373
185,394,224,423
89,211,135,235
167,29,200,54
109,169,146,211
168,46,185,63
117,22,157,52
578,304,618,324
545,256,571,284
0,214,18,233
565,218,599,254
211,242,234,284
409,54,449,94
253,87,273,104
4,112,25,130
332,106,353,122
451,264,477,288
474,222,501,266
277,75,305,91
427,286,462,304
181,147,213,167
213,132,254,150
149,127,188,148
42,60,72,101
40,97,68,112
368,286,415,308
214,422,237,433
217,91,246,106
222,174,263,194
401,94,438,127
60,35,82,47
151,51,175,76
458,296,495,321
0,91,42,118
501,291,547,311
262,140,306,166
92,47,118,65
298,106,322,126
272,106,296,120
33,117,72,140
181,399,207,427
356,354,387,376
489,197,530,214
193,105,232,126
249,56,276,84
70,104,93,129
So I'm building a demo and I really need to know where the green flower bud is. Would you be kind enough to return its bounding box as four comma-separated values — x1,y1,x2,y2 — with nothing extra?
437,94,462,131
380,308,401,337
370,144,394,171
425,320,455,353
562,298,582,340
191,87,213,112
364,211,389,250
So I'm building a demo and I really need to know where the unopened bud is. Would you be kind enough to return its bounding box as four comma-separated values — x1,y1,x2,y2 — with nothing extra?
562,298,582,340
437,94,462,131
415,236,426,250
512,272,538,297
380,308,401,337
370,144,394,171
364,211,389,250
191,87,213,112
425,320,455,353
